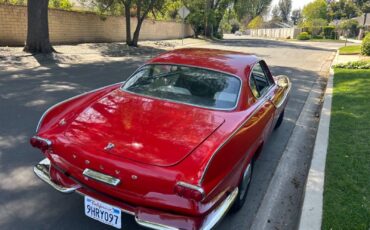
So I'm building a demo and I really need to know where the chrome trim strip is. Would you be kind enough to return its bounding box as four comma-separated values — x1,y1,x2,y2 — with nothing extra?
82,169,120,186
35,83,123,133
199,99,267,185
201,188,238,230
176,181,205,196
32,136,52,146
135,217,180,230
120,63,243,112
33,158,81,193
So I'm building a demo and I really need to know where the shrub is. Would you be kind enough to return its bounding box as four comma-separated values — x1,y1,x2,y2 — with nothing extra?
334,60,370,69
339,19,359,38
247,16,264,29
49,0,73,10
312,34,324,39
362,33,370,56
298,32,310,40
323,26,336,39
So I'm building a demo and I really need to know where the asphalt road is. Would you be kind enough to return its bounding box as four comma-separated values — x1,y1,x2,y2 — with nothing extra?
0,37,340,230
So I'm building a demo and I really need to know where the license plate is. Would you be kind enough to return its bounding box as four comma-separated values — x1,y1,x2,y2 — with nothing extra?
84,196,122,229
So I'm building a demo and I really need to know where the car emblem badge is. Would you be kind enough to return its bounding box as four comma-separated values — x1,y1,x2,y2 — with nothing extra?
104,142,115,151
59,118,66,126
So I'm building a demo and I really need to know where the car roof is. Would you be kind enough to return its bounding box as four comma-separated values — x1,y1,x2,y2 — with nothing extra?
147,48,259,79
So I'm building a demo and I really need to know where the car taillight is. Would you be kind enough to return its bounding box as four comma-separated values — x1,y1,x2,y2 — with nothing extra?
30,136,52,151
174,182,204,202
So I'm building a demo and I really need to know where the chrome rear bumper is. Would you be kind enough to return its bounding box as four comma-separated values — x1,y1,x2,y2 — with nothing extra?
33,158,81,193
34,158,238,230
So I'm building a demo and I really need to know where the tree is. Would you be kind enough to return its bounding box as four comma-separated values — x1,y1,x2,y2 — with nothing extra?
339,19,359,38
220,8,239,33
302,0,327,21
234,0,272,22
24,0,55,53
327,0,361,21
185,0,233,38
357,1,370,39
278,0,292,23
271,6,281,21
291,9,302,25
92,0,165,47
247,15,264,28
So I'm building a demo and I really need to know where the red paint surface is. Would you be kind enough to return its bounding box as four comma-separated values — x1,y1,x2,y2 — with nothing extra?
34,48,289,229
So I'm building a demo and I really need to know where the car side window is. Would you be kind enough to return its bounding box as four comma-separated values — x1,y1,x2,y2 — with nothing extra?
250,62,272,98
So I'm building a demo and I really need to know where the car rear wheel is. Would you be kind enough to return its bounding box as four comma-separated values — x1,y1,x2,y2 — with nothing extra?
231,161,253,212
274,110,285,130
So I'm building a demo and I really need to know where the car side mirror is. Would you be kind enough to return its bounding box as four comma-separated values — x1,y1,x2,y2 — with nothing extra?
275,75,290,89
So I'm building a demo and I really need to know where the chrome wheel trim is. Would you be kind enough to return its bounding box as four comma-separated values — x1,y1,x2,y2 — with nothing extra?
239,164,252,200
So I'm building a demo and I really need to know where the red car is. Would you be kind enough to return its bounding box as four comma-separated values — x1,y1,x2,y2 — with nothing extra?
31,48,291,230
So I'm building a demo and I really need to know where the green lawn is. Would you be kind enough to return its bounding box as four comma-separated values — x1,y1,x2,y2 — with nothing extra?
309,39,346,43
339,45,362,55
323,69,370,230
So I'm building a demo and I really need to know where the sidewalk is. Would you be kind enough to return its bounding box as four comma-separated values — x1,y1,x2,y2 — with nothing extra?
298,51,362,230
339,37,362,44
0,38,210,71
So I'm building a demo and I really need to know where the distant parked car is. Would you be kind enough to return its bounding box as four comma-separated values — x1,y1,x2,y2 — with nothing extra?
31,48,291,230
235,31,243,36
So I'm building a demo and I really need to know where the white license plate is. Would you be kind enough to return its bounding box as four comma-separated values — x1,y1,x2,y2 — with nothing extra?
84,196,122,229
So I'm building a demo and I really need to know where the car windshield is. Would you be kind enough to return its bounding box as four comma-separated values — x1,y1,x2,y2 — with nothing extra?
121,64,241,110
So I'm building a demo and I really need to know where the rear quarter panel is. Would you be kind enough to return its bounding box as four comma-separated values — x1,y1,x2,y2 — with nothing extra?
200,97,275,203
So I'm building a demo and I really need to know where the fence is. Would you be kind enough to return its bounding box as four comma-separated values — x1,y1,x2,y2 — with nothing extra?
245,28,302,39
0,4,194,46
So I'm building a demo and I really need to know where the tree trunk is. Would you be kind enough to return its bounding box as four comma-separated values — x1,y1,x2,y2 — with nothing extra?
124,1,132,45
130,19,144,47
358,13,367,40
24,0,55,54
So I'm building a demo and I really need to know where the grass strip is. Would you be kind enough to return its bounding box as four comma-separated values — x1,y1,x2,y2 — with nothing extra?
323,69,370,230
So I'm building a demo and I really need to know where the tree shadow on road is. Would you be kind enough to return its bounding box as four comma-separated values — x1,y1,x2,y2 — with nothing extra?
85,43,167,58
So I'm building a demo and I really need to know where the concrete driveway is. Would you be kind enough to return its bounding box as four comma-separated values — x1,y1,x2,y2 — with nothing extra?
0,37,341,230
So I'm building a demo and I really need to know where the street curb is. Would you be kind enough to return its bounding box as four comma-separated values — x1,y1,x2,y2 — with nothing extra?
250,54,334,230
298,50,339,230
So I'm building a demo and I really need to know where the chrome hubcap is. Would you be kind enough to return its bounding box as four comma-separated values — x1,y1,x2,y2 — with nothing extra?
239,164,252,200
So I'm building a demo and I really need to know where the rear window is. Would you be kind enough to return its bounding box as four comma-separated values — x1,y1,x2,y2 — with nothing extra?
121,64,241,110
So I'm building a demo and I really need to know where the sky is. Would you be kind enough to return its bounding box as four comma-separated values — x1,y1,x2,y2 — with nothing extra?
271,0,315,10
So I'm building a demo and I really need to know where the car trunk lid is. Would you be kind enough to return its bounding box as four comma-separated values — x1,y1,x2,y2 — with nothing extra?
63,89,225,167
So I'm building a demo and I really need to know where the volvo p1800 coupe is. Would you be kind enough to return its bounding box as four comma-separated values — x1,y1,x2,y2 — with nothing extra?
31,48,291,230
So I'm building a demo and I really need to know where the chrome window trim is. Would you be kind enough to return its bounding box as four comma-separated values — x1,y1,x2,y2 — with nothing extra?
35,82,123,133
248,61,276,100
120,63,243,112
